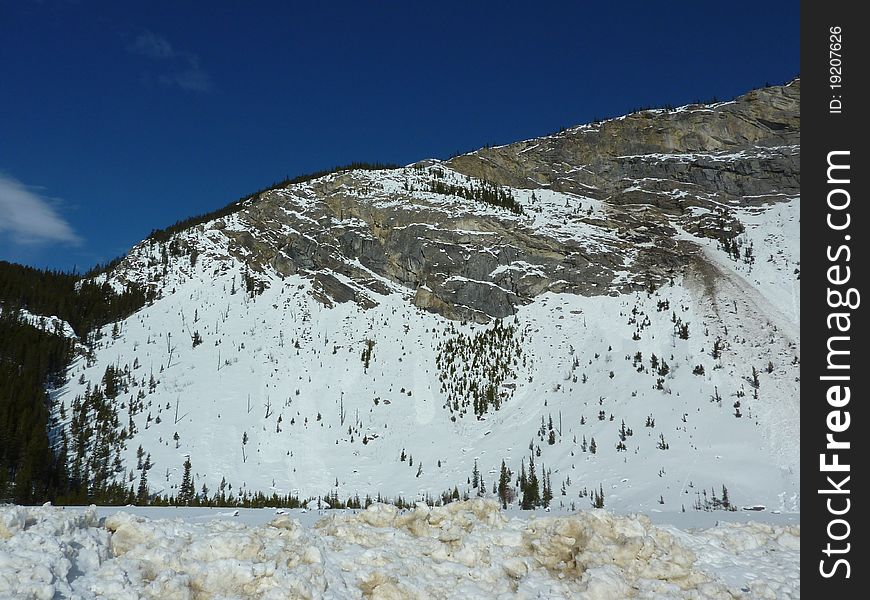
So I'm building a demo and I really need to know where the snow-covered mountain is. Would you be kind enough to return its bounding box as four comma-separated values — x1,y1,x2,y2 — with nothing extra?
54,80,800,513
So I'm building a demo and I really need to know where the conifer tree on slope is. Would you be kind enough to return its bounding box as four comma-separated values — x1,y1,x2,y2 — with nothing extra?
498,460,511,509
179,456,194,506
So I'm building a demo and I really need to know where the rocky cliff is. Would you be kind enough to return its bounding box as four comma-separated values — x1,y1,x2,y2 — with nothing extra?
147,80,798,323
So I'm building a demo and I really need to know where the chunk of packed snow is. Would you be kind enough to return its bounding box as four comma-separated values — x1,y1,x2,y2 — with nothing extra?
0,501,799,599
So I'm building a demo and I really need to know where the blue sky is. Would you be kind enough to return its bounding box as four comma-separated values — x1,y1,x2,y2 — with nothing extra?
0,1,799,272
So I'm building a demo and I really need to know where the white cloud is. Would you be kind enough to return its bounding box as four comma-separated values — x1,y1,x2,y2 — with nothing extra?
159,55,213,92
128,31,213,93
128,31,175,59
0,174,81,246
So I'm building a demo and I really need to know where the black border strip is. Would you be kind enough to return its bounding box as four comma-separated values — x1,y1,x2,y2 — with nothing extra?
803,2,866,594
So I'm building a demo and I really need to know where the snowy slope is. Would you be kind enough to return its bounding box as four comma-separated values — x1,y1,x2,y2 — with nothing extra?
0,306,78,339
52,161,800,514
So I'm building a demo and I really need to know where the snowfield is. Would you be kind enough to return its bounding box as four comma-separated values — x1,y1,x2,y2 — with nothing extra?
0,501,799,599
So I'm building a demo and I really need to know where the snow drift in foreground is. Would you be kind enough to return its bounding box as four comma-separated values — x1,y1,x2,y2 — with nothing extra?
0,500,798,599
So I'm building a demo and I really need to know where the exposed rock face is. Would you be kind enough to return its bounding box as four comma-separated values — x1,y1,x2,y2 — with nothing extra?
447,81,799,206
206,81,799,322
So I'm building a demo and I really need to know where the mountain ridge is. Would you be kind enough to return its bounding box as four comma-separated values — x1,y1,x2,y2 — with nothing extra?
4,81,800,513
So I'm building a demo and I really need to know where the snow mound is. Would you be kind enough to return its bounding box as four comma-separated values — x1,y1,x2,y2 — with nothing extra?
0,502,799,599
315,499,728,598
0,505,107,600
666,521,801,598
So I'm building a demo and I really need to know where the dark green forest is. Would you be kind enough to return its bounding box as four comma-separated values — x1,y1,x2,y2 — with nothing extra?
0,261,148,503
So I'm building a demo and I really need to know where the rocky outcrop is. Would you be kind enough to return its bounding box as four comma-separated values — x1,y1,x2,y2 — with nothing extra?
447,80,799,206
204,81,799,322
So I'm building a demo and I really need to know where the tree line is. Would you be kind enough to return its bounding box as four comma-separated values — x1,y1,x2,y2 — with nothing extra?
0,261,147,503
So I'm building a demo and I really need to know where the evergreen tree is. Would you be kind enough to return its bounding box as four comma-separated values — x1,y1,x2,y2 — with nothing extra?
179,456,194,505
522,455,541,509
542,465,553,507
498,460,511,509
592,484,605,508
136,471,149,505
